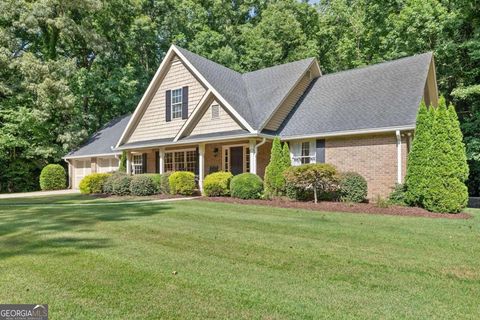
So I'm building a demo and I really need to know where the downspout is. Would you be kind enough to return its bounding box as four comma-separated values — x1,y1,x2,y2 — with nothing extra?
254,137,267,155
396,130,402,184
64,159,72,189
251,138,266,174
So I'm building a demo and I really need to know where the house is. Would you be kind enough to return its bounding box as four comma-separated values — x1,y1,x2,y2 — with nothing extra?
64,45,438,197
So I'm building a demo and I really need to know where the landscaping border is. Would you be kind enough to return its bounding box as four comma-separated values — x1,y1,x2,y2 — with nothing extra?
199,197,472,219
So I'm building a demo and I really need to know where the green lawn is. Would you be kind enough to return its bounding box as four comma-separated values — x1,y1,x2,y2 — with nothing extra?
0,195,479,319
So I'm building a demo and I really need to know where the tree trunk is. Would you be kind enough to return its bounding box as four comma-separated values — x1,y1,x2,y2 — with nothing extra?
313,187,317,204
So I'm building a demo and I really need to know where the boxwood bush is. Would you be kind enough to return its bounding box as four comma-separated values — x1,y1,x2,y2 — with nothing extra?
144,174,162,194
130,175,157,196
338,172,368,203
230,173,263,199
112,174,132,196
79,173,111,194
169,171,196,195
39,164,66,190
203,171,233,197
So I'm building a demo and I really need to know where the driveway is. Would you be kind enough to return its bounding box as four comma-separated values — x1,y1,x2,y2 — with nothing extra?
0,189,79,199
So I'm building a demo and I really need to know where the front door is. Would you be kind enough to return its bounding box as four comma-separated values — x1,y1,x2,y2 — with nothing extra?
230,146,244,175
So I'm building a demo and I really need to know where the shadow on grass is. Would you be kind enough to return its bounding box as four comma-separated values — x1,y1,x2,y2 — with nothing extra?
0,202,171,260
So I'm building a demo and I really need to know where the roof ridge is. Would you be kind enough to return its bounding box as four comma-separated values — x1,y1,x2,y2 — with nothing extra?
320,52,433,79
243,57,316,76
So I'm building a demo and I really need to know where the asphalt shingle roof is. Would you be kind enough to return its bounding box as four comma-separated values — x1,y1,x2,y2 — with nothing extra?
275,52,432,137
65,115,131,158
175,46,313,130
66,48,433,158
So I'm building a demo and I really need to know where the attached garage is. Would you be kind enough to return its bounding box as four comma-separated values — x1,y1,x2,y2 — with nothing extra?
63,115,131,189
73,159,91,189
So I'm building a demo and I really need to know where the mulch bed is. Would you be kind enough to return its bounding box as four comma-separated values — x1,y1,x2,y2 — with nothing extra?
199,197,471,219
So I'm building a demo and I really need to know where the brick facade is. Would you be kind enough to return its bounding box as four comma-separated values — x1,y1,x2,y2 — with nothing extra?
325,133,409,199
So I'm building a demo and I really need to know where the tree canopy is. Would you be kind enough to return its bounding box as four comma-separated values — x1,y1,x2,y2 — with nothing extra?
1,0,479,194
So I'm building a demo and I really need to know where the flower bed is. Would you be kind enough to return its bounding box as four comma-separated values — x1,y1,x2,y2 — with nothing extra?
199,197,471,219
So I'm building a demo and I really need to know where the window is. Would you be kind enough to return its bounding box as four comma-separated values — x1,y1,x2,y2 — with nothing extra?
164,152,173,172
300,142,310,164
211,104,220,119
185,150,196,172
245,147,250,172
132,154,143,174
164,149,196,173
171,88,183,119
174,151,185,171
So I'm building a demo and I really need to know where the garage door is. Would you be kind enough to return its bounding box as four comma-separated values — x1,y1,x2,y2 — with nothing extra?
74,159,91,189
97,157,119,173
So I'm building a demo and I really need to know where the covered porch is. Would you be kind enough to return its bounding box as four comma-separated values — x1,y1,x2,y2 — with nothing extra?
124,138,272,190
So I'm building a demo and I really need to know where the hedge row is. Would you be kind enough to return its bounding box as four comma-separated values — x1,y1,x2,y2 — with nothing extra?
79,171,196,196
202,166,368,203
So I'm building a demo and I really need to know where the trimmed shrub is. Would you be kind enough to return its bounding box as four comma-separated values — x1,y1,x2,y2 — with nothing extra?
230,173,264,199
264,137,290,196
144,174,162,194
160,172,172,194
39,164,66,190
112,174,132,196
79,173,111,194
286,184,313,201
169,171,196,195
284,163,338,203
203,171,233,197
338,172,367,203
130,175,156,196
103,172,124,194
388,183,407,206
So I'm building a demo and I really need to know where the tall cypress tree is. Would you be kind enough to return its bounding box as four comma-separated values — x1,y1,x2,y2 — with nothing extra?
422,99,468,213
448,103,469,182
282,142,291,169
264,137,288,196
405,101,432,205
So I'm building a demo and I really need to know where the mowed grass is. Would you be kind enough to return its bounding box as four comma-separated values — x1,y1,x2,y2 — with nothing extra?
0,195,479,319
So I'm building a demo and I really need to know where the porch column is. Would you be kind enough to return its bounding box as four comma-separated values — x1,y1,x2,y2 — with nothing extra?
126,151,132,175
249,139,257,174
198,143,205,191
159,148,165,174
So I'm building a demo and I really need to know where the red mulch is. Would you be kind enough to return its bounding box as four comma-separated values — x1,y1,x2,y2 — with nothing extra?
198,197,471,219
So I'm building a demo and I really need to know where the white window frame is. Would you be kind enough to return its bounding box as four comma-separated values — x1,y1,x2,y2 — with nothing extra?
291,140,316,166
211,104,220,119
171,88,183,119
222,144,250,173
164,148,196,173
132,154,144,174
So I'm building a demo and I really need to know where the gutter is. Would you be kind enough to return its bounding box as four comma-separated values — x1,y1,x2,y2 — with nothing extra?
279,125,415,141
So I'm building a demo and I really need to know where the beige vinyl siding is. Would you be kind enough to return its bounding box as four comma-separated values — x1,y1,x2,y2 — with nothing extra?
127,55,207,143
264,73,312,131
189,100,244,136
423,58,438,107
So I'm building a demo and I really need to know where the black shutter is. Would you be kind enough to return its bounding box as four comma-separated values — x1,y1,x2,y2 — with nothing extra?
316,139,325,163
165,90,171,122
155,151,160,174
182,86,189,119
142,153,147,173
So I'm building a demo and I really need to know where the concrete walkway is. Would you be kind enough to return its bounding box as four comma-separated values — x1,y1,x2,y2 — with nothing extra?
0,189,79,199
